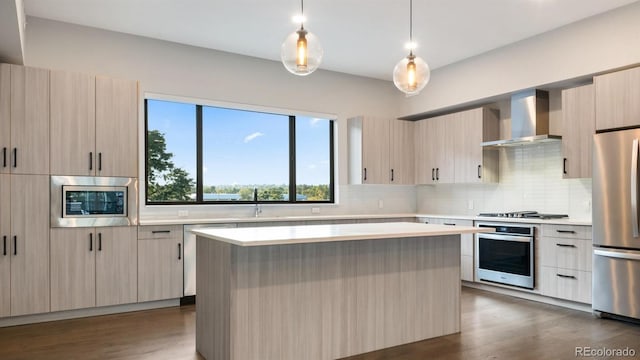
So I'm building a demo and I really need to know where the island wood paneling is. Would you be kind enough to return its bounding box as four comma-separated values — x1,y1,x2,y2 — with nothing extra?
197,235,461,360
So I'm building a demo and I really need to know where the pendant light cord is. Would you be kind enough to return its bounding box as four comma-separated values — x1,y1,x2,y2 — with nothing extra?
300,0,305,29
409,0,413,55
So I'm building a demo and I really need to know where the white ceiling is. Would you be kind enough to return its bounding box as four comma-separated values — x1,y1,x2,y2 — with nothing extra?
23,0,638,80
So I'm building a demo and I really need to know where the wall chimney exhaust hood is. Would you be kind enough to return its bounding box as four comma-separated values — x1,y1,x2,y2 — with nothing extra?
481,89,560,148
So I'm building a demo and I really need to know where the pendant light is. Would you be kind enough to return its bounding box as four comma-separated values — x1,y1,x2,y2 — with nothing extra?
281,0,323,76
393,0,430,96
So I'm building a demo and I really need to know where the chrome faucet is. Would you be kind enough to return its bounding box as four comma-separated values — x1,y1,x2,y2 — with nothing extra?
254,188,262,217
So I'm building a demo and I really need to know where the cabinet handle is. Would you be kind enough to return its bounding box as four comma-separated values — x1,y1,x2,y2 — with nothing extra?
431,168,435,181
89,152,93,171
2,147,6,167
556,243,576,248
98,233,102,251
390,169,394,182
556,274,576,279
178,243,182,260
436,168,440,181
478,165,482,179
13,236,16,255
443,223,456,226
12,148,16,168
89,233,93,252
424,221,429,224
363,168,367,181
563,158,567,175
98,152,102,171
3,236,6,256
152,230,171,234
556,230,576,234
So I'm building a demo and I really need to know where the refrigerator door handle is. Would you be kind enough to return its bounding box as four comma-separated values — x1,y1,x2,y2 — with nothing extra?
594,249,640,261
632,139,639,238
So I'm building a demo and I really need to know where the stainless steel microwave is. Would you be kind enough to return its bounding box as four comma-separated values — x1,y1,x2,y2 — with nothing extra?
51,176,138,227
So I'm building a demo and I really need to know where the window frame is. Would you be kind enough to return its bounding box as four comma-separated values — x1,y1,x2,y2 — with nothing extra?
144,96,335,205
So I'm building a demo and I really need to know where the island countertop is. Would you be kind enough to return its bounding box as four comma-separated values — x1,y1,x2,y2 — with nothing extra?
191,221,492,246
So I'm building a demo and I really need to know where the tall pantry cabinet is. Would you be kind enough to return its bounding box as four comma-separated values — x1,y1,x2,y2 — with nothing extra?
0,64,50,318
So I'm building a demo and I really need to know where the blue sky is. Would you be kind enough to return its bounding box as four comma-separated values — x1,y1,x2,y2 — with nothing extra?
147,99,330,186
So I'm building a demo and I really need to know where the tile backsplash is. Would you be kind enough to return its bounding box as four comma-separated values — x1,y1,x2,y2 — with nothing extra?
417,142,592,221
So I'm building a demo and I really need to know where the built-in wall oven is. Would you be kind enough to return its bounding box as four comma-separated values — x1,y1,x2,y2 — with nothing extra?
475,222,535,289
51,176,138,227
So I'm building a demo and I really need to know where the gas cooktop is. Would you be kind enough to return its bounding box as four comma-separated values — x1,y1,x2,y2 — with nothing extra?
478,211,569,219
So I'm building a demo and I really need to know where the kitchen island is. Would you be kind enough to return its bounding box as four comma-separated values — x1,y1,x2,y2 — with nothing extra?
192,222,491,360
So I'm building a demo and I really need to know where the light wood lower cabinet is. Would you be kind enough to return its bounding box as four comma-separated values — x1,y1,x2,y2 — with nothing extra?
417,217,475,282
51,227,137,312
137,225,183,302
4,175,50,317
539,224,592,304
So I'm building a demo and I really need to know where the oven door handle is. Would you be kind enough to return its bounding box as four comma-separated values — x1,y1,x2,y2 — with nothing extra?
478,233,532,243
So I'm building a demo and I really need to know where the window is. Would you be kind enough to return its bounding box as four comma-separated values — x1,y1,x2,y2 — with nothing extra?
145,98,334,204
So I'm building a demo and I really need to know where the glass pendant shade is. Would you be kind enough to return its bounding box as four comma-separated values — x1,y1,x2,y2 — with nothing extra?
281,27,323,76
393,52,430,96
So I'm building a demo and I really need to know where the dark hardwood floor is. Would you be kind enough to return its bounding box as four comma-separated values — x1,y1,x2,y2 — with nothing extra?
0,288,638,360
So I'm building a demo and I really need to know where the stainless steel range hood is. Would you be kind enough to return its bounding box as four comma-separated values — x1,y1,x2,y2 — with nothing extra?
482,89,560,148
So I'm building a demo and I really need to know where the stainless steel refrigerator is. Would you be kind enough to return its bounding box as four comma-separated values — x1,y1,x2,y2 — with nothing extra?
593,128,640,320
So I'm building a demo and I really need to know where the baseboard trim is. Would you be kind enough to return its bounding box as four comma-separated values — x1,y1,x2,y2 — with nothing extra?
0,299,180,328
463,281,593,313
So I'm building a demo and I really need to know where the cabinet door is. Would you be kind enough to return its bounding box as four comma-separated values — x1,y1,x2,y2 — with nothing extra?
10,65,49,175
96,226,137,307
50,70,96,175
562,84,594,179
0,175,9,317
138,238,183,302
10,175,50,316
434,114,455,183
454,108,499,183
362,117,390,184
390,120,414,184
595,66,640,131
50,228,96,311
0,64,9,175
414,120,433,184
95,77,138,177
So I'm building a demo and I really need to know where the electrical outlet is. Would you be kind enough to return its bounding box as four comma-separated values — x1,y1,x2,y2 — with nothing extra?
378,200,384,209
468,200,474,210
178,210,189,217
311,207,320,214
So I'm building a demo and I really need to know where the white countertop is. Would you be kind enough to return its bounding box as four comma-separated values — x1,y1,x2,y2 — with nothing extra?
191,221,493,246
416,214,592,226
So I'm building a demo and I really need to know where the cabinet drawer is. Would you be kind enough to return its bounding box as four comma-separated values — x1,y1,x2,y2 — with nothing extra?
440,219,473,227
539,237,592,271
540,267,591,304
138,225,183,240
541,224,591,240
417,217,441,225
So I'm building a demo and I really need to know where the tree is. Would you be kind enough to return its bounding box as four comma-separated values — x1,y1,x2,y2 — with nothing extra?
147,130,195,201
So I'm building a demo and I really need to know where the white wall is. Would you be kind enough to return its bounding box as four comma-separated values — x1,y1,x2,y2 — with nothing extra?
400,2,640,117
23,17,417,220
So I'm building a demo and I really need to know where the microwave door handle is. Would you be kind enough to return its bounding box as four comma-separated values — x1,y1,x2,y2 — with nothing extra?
632,139,639,238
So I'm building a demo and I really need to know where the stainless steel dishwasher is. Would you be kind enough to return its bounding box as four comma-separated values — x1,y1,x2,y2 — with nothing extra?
183,223,237,296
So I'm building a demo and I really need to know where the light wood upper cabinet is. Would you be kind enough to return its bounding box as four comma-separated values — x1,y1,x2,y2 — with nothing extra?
562,84,595,179
138,225,184,302
95,76,138,178
595,66,640,131
0,175,10,317
50,226,137,311
454,108,499,183
348,116,414,184
96,226,138,307
9,175,50,316
50,228,96,312
390,120,415,184
416,107,499,185
361,116,390,184
0,65,49,175
50,70,96,175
